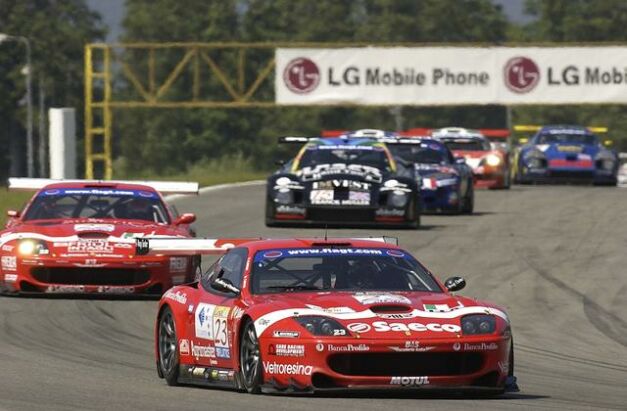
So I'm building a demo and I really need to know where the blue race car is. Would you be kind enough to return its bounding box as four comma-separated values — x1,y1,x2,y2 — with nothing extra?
388,138,474,214
513,125,618,185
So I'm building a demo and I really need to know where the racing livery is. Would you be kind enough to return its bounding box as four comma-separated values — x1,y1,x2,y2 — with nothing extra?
149,237,519,395
266,136,420,228
433,128,511,189
387,137,474,213
0,178,199,295
513,125,618,185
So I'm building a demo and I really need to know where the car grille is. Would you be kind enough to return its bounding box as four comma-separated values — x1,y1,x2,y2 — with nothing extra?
30,267,151,286
328,352,483,376
307,208,375,222
547,170,594,180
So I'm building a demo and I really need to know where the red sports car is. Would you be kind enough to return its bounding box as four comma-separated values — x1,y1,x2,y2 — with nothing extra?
147,236,519,394
0,178,199,295
432,128,511,189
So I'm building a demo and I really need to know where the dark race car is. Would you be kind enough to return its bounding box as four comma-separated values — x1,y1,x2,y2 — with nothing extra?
513,125,618,185
388,137,474,214
266,136,421,228
144,236,519,395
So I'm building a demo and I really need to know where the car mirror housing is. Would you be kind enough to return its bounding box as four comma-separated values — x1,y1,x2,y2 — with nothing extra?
174,213,196,225
7,210,20,218
212,277,240,295
444,276,466,292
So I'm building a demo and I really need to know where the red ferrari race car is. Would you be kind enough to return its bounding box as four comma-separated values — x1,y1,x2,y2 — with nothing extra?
0,178,199,295
146,236,519,395
431,128,511,189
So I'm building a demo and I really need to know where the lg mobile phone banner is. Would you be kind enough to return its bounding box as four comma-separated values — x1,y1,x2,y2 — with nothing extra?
276,47,627,105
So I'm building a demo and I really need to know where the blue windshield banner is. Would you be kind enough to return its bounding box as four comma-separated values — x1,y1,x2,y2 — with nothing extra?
254,247,408,262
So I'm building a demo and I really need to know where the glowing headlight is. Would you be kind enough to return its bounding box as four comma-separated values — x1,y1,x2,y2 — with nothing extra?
389,191,408,208
485,154,501,167
17,239,49,256
294,316,349,337
461,314,496,335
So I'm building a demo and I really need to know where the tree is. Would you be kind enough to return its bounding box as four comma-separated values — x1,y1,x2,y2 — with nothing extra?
0,0,105,179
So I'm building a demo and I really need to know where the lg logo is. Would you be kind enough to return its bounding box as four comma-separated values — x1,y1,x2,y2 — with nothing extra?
504,56,540,93
283,57,320,94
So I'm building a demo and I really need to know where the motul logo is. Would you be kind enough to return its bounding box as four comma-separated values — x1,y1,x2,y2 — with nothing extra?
390,376,430,386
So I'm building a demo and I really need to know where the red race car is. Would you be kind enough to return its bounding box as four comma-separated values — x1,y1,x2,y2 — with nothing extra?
146,236,519,395
0,178,199,295
432,128,511,189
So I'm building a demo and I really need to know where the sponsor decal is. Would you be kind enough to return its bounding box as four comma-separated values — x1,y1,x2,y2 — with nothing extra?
423,304,453,313
195,304,216,340
299,163,382,183
453,342,461,351
353,293,412,305
263,361,313,376
46,285,85,293
305,305,355,314
386,249,405,257
230,306,245,320
192,367,205,377
275,205,306,215
164,290,187,305
169,257,187,273
97,286,135,294
273,330,300,338
74,259,106,268
264,250,283,259
503,56,540,93
326,343,370,353
74,223,115,232
375,209,405,217
316,343,324,352
1,245,14,252
179,339,190,355
286,248,383,257
216,347,231,359
463,342,498,351
68,239,114,254
377,312,416,320
283,57,320,94
312,180,371,190
191,342,216,358
4,274,18,282
269,343,305,357
1,256,17,271
348,321,461,334
388,341,435,353
390,376,430,386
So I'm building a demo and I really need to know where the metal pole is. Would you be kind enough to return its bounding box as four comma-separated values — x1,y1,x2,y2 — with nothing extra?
22,37,34,178
38,75,46,177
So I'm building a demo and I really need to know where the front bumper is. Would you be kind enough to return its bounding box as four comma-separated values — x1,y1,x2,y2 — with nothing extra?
0,254,193,295
259,335,512,393
269,204,417,228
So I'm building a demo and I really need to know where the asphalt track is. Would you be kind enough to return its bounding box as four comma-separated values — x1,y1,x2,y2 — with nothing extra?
1,183,626,410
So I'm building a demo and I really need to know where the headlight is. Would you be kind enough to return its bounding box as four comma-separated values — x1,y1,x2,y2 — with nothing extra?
274,189,293,205
523,149,545,160
461,314,496,335
388,191,408,208
17,239,49,256
523,149,546,169
294,316,349,337
485,154,501,167
595,151,616,171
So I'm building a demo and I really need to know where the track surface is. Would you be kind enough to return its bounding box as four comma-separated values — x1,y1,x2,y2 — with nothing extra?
1,184,626,410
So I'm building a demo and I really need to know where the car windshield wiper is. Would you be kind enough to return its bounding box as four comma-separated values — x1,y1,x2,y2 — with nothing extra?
265,285,321,292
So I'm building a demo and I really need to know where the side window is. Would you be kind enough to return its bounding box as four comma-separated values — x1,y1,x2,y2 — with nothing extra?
201,248,248,293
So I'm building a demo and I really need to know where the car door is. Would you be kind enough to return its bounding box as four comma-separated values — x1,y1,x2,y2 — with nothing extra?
191,247,248,369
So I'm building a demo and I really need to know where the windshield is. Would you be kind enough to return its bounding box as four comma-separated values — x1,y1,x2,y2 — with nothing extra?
298,147,390,171
251,247,442,294
442,138,491,151
23,188,170,223
389,144,448,164
537,133,597,145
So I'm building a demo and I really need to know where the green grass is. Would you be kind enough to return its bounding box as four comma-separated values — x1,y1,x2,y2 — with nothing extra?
0,154,270,226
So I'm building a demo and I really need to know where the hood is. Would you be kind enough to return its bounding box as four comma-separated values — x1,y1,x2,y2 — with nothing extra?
297,163,384,184
251,291,507,340
3,218,175,238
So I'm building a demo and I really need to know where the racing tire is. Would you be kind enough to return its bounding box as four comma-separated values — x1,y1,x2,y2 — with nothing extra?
157,306,180,386
265,198,279,227
461,184,474,214
239,319,263,394
406,197,421,229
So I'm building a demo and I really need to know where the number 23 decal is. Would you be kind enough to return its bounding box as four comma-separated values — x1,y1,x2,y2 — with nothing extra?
213,317,228,347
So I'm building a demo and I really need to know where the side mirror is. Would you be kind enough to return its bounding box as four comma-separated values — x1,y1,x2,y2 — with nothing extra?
212,277,240,295
454,157,466,165
603,139,613,147
518,137,529,145
7,210,20,218
444,276,466,292
174,213,196,225
275,159,286,166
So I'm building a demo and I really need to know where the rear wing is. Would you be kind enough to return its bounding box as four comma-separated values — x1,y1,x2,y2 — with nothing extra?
513,125,608,133
279,135,425,145
7,178,199,195
135,236,399,256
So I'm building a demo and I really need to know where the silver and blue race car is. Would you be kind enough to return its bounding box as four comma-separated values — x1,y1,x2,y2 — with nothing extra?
513,125,618,185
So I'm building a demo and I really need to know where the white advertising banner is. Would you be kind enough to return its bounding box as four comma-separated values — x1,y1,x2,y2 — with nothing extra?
275,47,627,105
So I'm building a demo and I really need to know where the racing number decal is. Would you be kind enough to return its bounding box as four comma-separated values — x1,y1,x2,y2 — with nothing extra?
213,317,228,347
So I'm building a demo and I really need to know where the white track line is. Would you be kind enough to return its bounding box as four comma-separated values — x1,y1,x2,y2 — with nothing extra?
165,179,265,201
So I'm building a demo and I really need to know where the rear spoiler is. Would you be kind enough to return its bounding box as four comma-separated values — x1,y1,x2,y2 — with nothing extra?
513,125,608,133
135,236,399,256
7,178,199,195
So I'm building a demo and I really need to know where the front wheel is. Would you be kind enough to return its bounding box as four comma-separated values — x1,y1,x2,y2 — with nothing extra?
239,320,263,394
158,307,180,386
461,183,474,214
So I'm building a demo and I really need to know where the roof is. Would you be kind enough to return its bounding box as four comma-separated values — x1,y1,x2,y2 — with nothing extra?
539,125,593,135
240,238,401,252
305,137,384,148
